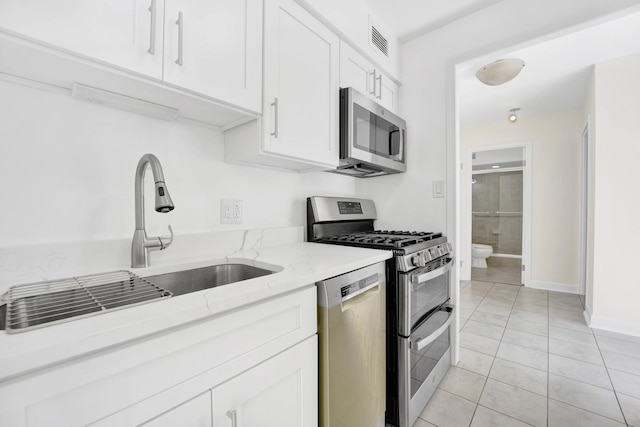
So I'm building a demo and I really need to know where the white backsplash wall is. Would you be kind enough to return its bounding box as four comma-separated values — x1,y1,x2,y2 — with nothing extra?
0,79,358,247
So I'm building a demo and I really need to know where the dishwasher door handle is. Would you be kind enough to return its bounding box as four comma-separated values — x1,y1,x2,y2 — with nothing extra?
341,280,379,303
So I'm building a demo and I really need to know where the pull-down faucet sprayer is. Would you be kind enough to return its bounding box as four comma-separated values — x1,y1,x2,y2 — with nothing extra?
131,153,175,268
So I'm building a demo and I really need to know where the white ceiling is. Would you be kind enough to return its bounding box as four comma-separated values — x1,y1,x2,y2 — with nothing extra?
456,9,640,124
364,0,502,42
362,1,640,125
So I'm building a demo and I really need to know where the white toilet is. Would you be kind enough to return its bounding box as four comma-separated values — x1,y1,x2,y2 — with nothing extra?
472,243,493,268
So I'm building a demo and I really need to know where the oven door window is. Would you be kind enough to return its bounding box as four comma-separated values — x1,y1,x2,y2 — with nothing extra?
409,268,450,333
353,104,402,159
410,311,450,398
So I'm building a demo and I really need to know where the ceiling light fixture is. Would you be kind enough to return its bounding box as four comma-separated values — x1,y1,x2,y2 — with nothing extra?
491,165,500,169
475,59,525,86
508,108,520,123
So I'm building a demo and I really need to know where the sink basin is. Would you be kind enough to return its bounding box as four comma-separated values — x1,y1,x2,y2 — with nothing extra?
144,262,278,296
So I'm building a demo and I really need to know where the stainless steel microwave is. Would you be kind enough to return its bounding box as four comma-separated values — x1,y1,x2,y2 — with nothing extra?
332,87,407,178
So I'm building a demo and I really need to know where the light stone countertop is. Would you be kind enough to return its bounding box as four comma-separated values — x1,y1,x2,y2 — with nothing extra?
0,234,391,382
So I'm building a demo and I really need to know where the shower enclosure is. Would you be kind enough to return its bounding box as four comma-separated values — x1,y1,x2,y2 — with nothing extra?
471,170,523,256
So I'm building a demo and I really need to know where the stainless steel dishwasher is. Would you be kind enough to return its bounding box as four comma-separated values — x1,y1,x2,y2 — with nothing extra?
317,261,386,427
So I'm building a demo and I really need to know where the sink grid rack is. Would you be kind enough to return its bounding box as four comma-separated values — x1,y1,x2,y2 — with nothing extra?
0,270,172,333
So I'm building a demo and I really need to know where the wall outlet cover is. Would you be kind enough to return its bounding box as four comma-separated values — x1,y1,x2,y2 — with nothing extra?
220,199,242,224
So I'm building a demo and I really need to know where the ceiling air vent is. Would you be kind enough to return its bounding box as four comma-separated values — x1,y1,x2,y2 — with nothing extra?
370,24,389,57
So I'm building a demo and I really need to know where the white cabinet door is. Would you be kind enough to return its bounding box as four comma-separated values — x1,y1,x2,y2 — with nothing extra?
340,41,399,113
141,392,212,427
212,336,318,427
340,42,374,98
377,73,399,112
0,0,163,79
163,0,262,112
262,0,339,168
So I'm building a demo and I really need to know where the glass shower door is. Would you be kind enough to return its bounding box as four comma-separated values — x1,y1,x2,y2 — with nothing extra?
471,170,523,256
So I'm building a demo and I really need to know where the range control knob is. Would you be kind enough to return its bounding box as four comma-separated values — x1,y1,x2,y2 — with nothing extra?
412,254,426,267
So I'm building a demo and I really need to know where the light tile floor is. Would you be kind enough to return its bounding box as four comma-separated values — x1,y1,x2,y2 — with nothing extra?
471,266,522,286
413,280,640,427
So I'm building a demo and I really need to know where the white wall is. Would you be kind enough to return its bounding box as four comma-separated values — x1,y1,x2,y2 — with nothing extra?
589,53,640,334
460,110,583,289
0,80,358,246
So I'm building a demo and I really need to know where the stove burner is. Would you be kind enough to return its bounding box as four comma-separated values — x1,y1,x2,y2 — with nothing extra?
319,230,443,250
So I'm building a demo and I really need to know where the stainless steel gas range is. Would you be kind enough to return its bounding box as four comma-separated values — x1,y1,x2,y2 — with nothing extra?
307,196,455,427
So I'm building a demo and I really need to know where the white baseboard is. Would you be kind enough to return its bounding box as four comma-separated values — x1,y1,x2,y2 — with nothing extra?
526,280,579,294
588,314,640,338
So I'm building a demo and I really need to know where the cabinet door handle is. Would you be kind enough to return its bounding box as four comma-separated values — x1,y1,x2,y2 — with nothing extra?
147,0,156,55
270,98,279,138
226,409,237,427
369,70,376,96
375,73,382,99
175,11,184,65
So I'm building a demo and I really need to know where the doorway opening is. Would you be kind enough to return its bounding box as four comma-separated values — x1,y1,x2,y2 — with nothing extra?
466,145,530,286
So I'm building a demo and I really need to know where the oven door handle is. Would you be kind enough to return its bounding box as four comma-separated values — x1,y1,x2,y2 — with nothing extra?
412,256,454,284
410,305,455,352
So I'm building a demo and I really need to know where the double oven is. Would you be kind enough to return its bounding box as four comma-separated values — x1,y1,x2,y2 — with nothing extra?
307,197,455,427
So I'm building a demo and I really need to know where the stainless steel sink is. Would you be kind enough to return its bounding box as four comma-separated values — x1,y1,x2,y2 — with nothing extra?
143,262,278,296
0,261,280,332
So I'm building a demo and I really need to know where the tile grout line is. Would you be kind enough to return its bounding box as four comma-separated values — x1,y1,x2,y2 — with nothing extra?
547,286,550,427
591,325,630,426
467,280,530,426
465,281,497,427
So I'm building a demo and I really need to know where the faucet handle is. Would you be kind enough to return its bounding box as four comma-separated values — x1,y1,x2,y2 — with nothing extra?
158,224,174,250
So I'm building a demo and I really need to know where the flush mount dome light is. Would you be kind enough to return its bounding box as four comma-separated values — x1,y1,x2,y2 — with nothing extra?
475,59,525,86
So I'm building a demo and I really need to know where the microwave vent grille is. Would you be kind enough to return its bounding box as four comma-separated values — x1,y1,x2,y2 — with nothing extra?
370,25,389,57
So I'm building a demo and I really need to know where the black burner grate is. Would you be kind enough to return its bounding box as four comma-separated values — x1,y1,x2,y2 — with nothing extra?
318,230,443,249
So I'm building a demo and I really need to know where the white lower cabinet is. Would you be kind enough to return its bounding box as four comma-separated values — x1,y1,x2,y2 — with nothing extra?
0,287,317,427
140,336,317,427
212,336,317,427
141,392,212,427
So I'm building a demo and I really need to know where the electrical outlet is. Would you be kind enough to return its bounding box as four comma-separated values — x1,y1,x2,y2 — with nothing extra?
221,199,242,224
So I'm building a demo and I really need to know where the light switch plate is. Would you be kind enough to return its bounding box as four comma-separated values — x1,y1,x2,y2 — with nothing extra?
432,180,445,198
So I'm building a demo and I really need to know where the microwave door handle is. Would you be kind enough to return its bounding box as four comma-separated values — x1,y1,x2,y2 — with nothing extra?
389,129,399,159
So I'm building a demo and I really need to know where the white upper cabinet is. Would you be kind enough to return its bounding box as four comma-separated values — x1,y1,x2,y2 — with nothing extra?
262,0,340,167
295,0,400,80
163,0,262,112
340,40,398,112
0,0,164,79
225,0,340,170
0,0,263,123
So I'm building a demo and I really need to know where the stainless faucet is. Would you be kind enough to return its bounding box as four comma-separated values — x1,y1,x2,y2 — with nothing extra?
131,153,175,268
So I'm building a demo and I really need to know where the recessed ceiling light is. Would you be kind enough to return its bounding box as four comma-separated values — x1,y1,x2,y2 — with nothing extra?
508,108,520,123
492,165,500,169
476,59,525,86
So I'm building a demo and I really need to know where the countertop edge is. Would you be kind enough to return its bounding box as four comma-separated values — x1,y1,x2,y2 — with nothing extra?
0,242,392,382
